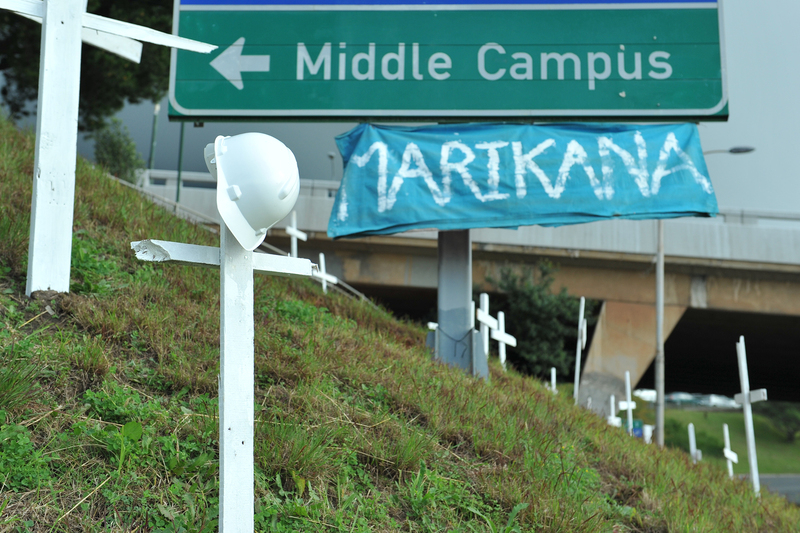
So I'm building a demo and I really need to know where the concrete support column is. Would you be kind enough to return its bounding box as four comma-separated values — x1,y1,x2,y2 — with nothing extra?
436,230,483,376
579,300,686,416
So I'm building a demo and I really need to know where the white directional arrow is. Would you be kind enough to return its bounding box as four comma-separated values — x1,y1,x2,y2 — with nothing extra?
211,37,271,90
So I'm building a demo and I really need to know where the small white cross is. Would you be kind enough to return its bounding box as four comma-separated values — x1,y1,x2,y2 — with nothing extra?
722,423,738,479
491,311,517,371
285,210,307,258
607,395,622,427
735,336,766,494
550,367,558,394
476,293,497,358
573,296,588,405
619,371,637,436
688,423,702,464
313,252,338,294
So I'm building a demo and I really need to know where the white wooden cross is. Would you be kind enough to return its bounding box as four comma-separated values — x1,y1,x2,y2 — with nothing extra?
573,296,588,404
491,311,517,371
285,210,307,258
688,423,702,464
549,367,558,394
313,252,339,294
476,293,497,359
131,234,313,532
0,0,216,296
734,336,767,494
722,423,738,480
619,370,637,436
607,395,622,427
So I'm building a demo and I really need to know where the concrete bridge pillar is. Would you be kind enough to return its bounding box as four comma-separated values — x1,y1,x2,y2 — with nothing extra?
579,300,686,416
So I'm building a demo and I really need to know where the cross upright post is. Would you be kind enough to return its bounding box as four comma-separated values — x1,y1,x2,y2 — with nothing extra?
619,370,637,436
491,311,516,372
313,252,338,293
550,367,557,394
477,293,496,358
722,423,738,480
573,296,586,404
286,210,308,258
25,0,84,295
688,423,702,464
734,336,767,494
607,395,622,427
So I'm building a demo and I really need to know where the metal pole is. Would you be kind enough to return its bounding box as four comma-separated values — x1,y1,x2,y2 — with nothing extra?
655,219,665,447
625,370,633,436
148,102,160,170
175,121,186,206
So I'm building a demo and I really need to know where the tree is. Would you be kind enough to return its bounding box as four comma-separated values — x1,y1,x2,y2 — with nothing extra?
0,0,172,132
94,118,145,184
485,263,598,379
753,401,800,443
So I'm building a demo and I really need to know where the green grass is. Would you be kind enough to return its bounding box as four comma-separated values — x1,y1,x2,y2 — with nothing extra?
1,113,799,531
663,409,800,474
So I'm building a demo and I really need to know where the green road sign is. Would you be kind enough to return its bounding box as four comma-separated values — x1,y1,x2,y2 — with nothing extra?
169,1,726,121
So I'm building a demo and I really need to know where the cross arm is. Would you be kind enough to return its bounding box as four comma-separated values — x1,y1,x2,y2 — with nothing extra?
286,226,308,241
490,329,517,347
476,308,498,330
131,239,313,278
16,12,143,63
618,400,637,410
734,388,767,405
723,448,739,463
0,0,215,54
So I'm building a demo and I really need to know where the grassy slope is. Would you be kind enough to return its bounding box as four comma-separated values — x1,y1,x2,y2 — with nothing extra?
1,116,799,532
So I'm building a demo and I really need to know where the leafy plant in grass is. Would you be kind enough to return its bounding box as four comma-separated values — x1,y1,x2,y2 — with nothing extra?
93,118,144,184
0,424,52,491
486,263,598,378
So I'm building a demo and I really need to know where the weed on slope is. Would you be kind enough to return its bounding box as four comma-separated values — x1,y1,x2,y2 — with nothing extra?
1,115,798,532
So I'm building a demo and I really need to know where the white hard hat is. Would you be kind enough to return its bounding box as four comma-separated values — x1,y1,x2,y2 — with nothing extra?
204,133,300,251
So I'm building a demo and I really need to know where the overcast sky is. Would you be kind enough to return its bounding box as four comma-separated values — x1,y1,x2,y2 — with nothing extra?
65,0,798,215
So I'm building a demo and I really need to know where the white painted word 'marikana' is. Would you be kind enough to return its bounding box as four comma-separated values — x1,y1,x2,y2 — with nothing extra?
345,131,711,220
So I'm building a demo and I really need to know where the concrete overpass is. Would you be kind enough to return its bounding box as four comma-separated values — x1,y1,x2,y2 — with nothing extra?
143,171,800,405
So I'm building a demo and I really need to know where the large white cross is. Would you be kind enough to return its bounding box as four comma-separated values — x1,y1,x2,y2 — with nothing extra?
313,252,338,294
573,296,587,404
734,336,767,494
0,0,216,296
131,234,313,532
285,210,307,259
688,423,702,464
722,423,738,480
490,311,516,371
619,370,637,436
476,293,497,359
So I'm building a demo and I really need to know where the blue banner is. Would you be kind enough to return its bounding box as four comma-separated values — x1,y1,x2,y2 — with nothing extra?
327,123,717,238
